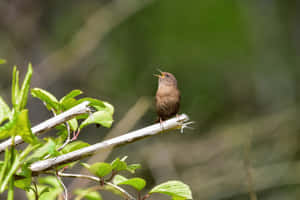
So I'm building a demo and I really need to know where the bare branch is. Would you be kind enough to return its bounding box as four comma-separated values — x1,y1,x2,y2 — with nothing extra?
29,114,190,172
0,101,91,153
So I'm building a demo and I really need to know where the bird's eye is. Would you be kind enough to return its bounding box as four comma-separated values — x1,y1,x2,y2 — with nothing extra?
166,74,169,77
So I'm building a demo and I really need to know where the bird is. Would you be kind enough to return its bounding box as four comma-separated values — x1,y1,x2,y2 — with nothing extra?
154,70,180,123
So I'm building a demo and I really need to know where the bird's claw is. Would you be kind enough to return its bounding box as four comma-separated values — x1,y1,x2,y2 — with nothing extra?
180,121,195,133
159,118,165,130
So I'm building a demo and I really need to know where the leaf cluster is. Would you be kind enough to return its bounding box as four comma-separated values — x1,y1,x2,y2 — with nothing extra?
0,64,114,198
77,156,192,200
0,64,192,200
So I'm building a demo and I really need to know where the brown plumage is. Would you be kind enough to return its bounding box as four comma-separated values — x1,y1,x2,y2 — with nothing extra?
154,71,180,122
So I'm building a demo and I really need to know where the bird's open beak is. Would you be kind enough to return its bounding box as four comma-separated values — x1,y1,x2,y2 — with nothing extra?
153,69,164,78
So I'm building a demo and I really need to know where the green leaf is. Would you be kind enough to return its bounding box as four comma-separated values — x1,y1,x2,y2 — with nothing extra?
67,118,78,131
14,177,31,191
26,139,56,162
16,110,38,144
60,97,77,110
90,162,113,178
55,125,68,141
126,164,141,174
103,102,114,115
11,66,20,108
0,144,38,193
0,110,37,144
81,163,90,169
39,187,50,197
16,63,33,111
61,97,105,111
0,116,17,140
26,177,62,200
26,185,51,200
17,164,32,181
0,59,6,64
79,101,114,125
38,176,61,188
84,162,112,177
75,101,114,121
31,88,60,112
111,158,127,171
111,157,140,173
0,149,10,184
61,141,89,154
149,181,193,199
0,97,11,124
112,175,128,185
79,98,105,108
94,102,114,115
0,151,20,193
60,89,83,104
80,110,113,129
74,188,103,200
60,90,83,110
118,177,146,191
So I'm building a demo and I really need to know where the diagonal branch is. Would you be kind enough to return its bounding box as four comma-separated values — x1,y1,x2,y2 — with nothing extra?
29,114,190,172
0,101,91,153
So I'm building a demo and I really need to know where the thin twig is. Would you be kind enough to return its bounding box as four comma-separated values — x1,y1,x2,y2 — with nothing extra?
57,122,71,151
29,114,190,172
57,172,136,200
0,101,91,153
56,172,68,200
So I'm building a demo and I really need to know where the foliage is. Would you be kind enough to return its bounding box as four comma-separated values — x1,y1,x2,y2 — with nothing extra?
79,156,192,199
0,64,192,200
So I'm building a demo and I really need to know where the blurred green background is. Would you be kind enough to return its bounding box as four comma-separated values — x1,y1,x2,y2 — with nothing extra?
1,0,300,199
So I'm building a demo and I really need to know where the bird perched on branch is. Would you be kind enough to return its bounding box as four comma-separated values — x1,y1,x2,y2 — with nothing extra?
154,70,180,123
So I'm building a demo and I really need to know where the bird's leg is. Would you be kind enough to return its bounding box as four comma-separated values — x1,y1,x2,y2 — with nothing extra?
159,118,165,130
180,121,195,133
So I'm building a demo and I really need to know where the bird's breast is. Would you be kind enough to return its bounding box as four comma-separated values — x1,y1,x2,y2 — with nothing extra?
156,86,180,106
155,85,180,119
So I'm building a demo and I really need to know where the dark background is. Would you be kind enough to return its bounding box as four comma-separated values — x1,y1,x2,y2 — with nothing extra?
1,0,300,199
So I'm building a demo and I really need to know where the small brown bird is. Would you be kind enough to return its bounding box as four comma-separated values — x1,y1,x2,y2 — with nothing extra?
154,70,180,123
